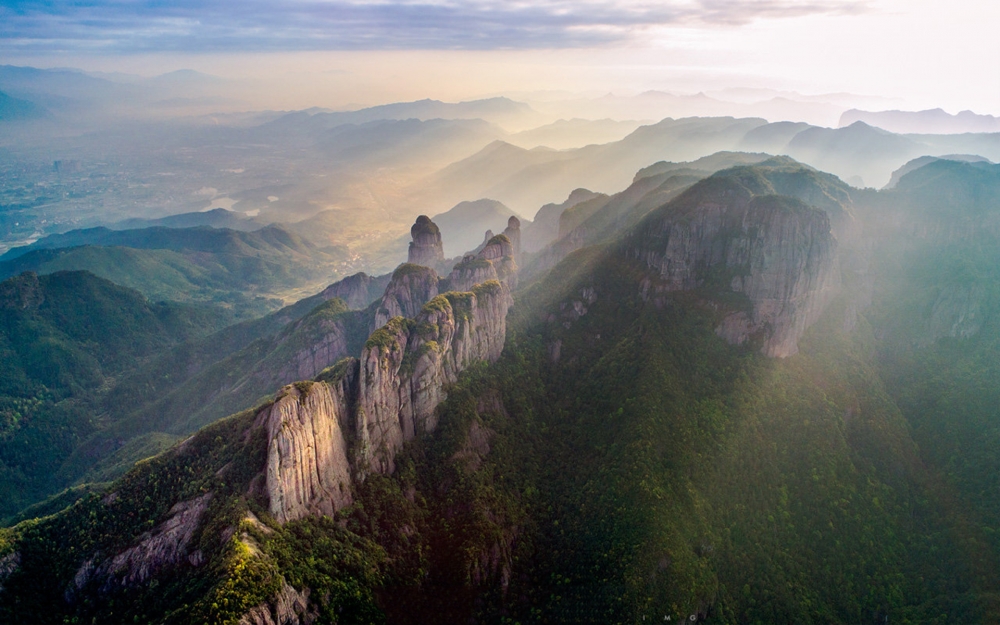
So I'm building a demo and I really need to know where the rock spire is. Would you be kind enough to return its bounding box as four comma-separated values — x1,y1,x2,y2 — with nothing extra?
408,215,444,266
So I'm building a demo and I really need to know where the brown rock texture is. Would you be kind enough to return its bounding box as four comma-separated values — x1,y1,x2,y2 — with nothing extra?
372,264,441,331
448,234,518,293
407,215,444,266
357,280,512,474
257,369,357,523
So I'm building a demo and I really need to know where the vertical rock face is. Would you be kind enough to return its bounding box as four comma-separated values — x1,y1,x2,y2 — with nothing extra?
449,234,518,293
258,366,357,524
407,215,444,267
357,281,512,474
372,264,441,331
261,274,514,520
502,216,521,255
272,311,354,385
239,583,315,625
922,283,985,344
314,272,382,310
629,177,838,357
69,493,213,595
523,188,603,253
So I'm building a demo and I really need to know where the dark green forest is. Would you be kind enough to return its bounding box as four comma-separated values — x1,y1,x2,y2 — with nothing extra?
2,158,1000,624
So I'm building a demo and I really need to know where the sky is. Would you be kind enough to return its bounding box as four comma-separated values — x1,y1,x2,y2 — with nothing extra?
2,0,999,114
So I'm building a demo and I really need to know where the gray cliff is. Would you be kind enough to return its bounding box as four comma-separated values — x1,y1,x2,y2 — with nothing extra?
502,216,522,256
629,176,838,357
407,215,444,266
259,268,513,523
449,234,518,293
357,280,511,474
372,263,442,331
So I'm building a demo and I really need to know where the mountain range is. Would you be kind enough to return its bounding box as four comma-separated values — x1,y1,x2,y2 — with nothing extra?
841,108,1000,134
5,65,1000,623
2,152,1000,624
0,225,348,317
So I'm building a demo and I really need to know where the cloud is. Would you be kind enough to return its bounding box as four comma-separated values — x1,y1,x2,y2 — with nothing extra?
0,0,872,54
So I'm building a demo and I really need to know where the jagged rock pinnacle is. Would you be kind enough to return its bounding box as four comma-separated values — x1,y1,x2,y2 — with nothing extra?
408,215,444,266
503,216,521,255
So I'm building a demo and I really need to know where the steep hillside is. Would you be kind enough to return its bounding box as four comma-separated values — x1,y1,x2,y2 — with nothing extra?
522,188,605,252
0,225,348,317
0,271,232,517
0,242,518,625
3,156,1000,625
525,155,855,286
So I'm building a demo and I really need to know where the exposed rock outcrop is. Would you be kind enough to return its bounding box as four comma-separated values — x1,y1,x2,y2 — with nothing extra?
522,188,603,253
239,583,316,625
407,215,444,267
262,277,513,520
271,303,356,385
313,272,386,310
373,264,441,331
629,177,838,357
357,281,512,474
502,216,521,255
70,493,213,595
0,552,20,595
923,283,985,344
257,369,357,523
449,234,518,293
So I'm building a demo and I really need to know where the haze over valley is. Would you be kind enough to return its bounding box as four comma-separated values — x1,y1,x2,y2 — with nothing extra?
2,1,1000,623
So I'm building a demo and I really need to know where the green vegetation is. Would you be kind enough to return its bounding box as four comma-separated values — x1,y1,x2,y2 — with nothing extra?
391,263,435,281
3,157,1000,624
0,270,232,520
471,279,502,299
486,233,511,248
451,257,493,272
0,224,352,319
444,291,475,321
0,267,372,522
365,317,415,351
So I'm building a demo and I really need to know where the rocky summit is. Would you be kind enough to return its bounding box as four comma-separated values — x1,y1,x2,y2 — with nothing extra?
627,174,838,357
407,215,444,266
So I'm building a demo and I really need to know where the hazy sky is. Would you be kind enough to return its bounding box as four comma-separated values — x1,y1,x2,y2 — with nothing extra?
3,0,998,114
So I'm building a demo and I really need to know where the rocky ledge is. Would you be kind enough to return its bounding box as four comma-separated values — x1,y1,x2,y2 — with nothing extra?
260,279,511,523
628,176,838,357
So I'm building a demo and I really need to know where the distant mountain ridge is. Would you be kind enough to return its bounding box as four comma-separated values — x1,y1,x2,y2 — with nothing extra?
110,208,261,232
431,199,524,257
885,154,994,189
261,97,542,134
8,150,1000,624
0,224,316,262
840,108,1000,134
0,224,348,317
0,90,48,121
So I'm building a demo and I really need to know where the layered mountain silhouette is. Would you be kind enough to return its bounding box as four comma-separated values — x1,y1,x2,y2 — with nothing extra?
4,153,1000,624
0,225,346,316
841,107,1000,134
